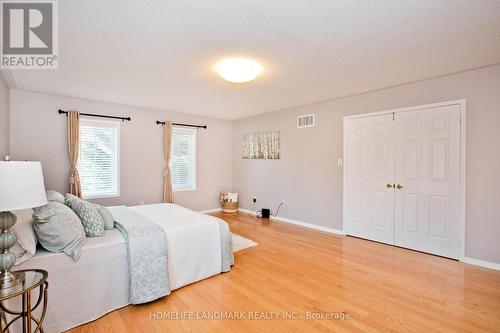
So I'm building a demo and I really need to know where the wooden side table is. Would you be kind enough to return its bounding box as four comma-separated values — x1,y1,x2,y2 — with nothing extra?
0,270,48,333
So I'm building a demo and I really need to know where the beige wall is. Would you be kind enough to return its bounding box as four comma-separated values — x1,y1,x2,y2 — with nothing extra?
10,90,232,211
233,64,500,264
0,73,9,158
7,65,500,264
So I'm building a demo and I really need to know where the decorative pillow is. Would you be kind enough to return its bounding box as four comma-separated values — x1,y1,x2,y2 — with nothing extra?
46,190,65,204
77,201,105,237
92,204,115,230
65,193,84,213
11,209,37,265
32,202,86,260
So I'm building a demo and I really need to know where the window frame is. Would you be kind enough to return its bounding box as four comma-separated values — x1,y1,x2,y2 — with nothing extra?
171,126,197,192
78,117,121,200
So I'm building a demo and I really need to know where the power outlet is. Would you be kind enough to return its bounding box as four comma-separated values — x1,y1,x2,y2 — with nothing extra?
281,200,287,205
253,196,257,203
140,200,145,205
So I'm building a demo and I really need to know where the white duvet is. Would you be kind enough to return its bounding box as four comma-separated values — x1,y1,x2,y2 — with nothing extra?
127,203,223,290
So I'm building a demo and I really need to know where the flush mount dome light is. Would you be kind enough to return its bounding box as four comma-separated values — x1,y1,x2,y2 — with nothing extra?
215,58,262,83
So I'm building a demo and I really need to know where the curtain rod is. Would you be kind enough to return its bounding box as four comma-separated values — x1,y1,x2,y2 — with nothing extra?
58,109,131,122
156,120,207,129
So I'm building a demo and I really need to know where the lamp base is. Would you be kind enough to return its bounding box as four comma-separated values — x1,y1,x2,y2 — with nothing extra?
0,211,20,289
0,271,25,289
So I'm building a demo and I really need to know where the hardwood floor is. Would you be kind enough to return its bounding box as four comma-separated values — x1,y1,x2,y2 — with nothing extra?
69,212,500,333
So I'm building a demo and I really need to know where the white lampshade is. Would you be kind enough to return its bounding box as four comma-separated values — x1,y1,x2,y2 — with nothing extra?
0,161,47,211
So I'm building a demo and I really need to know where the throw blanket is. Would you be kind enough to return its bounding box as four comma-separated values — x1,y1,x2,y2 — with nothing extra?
219,219,234,272
109,206,170,304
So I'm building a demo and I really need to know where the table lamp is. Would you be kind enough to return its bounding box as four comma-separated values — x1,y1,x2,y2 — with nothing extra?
0,161,47,288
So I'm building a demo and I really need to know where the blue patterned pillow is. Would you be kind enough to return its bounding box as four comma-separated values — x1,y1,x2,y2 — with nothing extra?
77,201,105,237
65,193,84,213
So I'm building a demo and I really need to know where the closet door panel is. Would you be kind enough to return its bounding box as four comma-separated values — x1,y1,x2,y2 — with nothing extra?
345,114,395,244
394,105,461,258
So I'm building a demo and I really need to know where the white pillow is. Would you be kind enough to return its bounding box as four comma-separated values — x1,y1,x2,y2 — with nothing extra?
11,209,37,265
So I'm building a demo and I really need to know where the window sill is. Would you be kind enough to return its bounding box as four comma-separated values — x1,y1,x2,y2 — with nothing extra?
173,187,196,193
82,193,120,200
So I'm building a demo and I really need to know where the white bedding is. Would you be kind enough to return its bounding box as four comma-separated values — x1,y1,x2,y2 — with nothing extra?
16,230,130,333
129,203,222,290
14,203,228,333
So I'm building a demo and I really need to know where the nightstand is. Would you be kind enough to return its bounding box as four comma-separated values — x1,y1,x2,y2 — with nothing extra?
0,269,48,333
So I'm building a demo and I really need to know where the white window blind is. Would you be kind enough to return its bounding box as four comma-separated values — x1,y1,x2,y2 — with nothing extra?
171,127,196,191
77,118,120,199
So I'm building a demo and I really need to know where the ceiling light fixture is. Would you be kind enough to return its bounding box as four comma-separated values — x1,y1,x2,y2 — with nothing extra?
215,58,262,83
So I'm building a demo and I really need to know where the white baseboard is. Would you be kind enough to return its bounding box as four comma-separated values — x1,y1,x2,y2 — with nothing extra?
238,208,257,216
199,208,222,214
239,208,344,236
461,257,500,271
271,215,345,236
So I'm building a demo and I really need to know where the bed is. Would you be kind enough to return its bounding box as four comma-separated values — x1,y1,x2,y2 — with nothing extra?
15,203,233,333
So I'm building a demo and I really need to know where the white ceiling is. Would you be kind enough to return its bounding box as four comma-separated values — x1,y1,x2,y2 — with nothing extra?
4,0,500,120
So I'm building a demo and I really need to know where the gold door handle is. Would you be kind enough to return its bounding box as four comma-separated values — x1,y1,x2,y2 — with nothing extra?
386,183,394,188
396,184,403,189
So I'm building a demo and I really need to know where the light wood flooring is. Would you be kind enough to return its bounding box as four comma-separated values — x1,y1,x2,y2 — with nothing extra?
69,212,500,333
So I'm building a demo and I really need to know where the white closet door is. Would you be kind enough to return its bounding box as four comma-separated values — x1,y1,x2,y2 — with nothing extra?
394,105,461,258
345,114,395,244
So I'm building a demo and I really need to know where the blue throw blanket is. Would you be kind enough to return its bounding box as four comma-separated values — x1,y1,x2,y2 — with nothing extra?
109,207,170,304
219,220,234,272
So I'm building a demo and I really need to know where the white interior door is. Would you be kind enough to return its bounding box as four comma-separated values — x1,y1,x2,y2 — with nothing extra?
393,105,461,258
344,114,395,244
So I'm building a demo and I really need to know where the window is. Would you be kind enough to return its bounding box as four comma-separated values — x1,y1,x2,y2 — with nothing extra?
171,127,196,191
77,118,120,199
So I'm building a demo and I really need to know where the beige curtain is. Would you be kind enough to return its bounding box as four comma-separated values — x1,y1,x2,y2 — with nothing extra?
163,121,173,203
67,111,82,198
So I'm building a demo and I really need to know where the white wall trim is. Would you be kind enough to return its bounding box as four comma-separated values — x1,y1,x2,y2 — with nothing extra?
459,100,467,260
239,208,345,235
239,208,257,216
343,99,467,260
272,215,345,235
462,257,500,271
199,208,222,214
342,116,348,236
343,99,466,120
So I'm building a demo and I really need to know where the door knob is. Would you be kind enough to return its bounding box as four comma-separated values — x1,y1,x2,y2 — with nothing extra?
396,184,403,189
386,183,394,188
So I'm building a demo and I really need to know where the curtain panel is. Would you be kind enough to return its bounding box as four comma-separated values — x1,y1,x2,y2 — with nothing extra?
67,111,82,197
163,122,174,203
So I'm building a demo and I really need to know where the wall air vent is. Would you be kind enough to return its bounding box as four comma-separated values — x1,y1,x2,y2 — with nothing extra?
297,114,315,128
